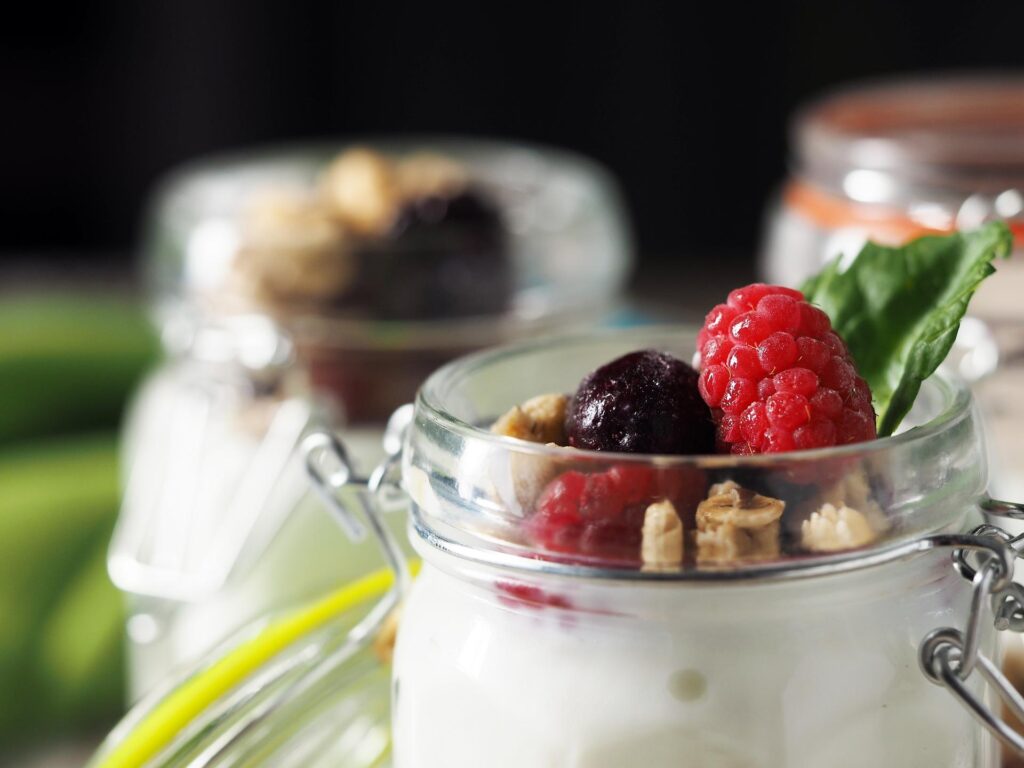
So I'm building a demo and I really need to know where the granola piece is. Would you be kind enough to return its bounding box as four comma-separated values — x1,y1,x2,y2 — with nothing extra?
817,470,889,533
372,605,402,665
696,481,784,563
801,503,876,552
396,152,469,200
697,481,785,530
641,499,683,571
236,191,353,302
507,445,563,512
491,394,569,446
319,148,400,236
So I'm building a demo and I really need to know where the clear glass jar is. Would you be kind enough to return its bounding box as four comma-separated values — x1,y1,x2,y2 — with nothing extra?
393,327,1018,768
111,138,634,698
759,74,1024,502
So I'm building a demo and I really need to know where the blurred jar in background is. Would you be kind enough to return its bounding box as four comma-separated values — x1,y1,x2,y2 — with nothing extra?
761,75,1024,499
109,139,633,698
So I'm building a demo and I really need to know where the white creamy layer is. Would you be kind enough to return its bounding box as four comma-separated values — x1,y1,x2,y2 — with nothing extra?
393,554,994,768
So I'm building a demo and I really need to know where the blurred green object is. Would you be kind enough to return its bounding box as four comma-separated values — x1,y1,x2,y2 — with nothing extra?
0,296,160,444
0,295,160,752
0,435,125,743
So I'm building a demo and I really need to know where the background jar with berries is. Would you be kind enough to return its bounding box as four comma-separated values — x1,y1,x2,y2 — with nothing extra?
386,326,1024,768
108,138,634,699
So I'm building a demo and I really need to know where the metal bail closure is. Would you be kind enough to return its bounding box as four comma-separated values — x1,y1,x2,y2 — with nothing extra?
919,523,1024,754
301,403,415,595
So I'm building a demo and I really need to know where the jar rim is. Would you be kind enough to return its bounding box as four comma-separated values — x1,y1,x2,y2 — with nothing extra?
406,325,984,582
417,324,973,469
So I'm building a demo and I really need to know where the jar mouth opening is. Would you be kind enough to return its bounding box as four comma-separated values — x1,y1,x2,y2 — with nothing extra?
417,325,973,468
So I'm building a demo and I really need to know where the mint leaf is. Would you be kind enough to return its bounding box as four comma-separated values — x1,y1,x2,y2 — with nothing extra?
801,222,1012,437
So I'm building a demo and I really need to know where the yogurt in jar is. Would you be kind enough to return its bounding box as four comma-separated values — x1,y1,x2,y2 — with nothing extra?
393,543,990,768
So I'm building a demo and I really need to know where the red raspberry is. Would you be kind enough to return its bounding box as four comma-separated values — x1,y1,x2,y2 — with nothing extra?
697,283,876,453
526,464,706,563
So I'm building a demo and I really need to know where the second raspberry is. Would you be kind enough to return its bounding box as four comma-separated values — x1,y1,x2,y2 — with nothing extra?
696,283,876,454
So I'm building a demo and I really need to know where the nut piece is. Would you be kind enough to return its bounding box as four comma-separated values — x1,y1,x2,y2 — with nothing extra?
641,500,683,571
236,191,353,302
697,481,785,530
397,152,469,200
817,470,889,533
507,444,563,512
319,148,400,236
696,481,784,563
491,394,569,446
372,605,402,665
801,503,876,552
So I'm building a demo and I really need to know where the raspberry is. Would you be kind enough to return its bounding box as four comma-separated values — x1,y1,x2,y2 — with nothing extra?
526,464,706,563
697,283,876,453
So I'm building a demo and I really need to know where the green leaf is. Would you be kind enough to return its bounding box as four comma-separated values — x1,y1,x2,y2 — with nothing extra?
801,222,1013,437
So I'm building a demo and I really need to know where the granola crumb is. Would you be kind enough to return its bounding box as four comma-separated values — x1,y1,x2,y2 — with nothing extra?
641,500,684,571
319,147,400,236
236,191,353,302
801,503,876,552
696,481,783,563
396,152,469,199
372,605,402,665
491,394,569,445
508,444,563,511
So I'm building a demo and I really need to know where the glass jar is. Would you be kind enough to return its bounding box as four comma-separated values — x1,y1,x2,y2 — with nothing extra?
390,326,1024,767
111,138,634,698
759,74,1024,502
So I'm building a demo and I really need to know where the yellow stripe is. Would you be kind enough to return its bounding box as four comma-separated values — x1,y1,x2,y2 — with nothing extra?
95,564,416,768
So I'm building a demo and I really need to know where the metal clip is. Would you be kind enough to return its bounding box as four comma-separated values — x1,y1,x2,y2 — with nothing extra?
920,522,1024,754
301,403,415,595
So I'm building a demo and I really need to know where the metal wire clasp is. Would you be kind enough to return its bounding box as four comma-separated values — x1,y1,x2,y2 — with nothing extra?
301,404,415,596
919,499,1024,754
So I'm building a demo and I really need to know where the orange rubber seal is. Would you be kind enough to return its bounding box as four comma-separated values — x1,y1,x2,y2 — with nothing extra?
784,180,1024,246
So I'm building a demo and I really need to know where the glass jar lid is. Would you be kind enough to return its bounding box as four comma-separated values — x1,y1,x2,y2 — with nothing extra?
403,327,987,580
142,138,633,356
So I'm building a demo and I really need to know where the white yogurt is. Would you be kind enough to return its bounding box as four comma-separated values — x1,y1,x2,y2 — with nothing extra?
393,545,995,768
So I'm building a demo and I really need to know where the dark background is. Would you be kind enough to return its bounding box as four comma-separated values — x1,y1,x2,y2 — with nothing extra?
3,0,1024,272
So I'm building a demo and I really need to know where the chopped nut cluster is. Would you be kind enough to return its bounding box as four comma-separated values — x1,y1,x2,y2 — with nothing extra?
492,394,570,510
236,147,473,304
235,192,353,302
320,148,400,235
641,500,684,571
695,481,784,563
372,605,402,665
491,394,569,445
801,503,876,552
816,470,888,533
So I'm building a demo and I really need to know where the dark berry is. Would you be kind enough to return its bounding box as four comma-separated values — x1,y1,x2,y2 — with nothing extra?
355,188,511,320
566,350,716,455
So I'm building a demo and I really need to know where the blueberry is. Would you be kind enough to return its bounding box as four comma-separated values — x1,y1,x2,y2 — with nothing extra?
355,188,511,320
566,350,716,455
